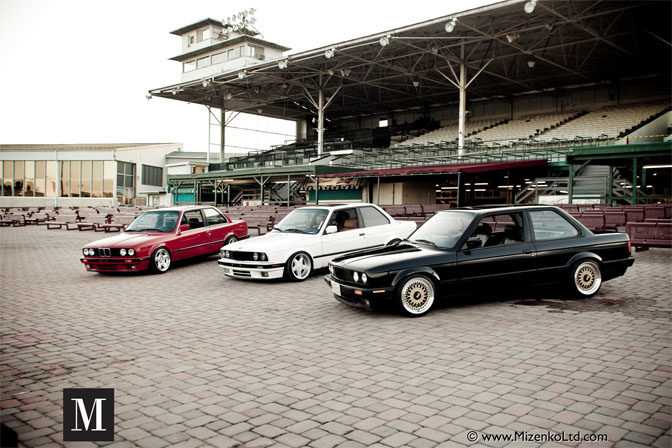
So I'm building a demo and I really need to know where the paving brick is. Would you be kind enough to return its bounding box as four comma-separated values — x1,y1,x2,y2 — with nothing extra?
0,228,669,448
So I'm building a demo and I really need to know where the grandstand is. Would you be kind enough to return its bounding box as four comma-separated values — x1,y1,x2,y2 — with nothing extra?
149,0,670,208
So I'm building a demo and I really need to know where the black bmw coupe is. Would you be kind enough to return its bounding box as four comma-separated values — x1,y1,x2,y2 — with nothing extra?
325,205,634,317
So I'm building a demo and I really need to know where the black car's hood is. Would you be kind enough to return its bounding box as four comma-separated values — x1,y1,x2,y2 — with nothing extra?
333,243,450,273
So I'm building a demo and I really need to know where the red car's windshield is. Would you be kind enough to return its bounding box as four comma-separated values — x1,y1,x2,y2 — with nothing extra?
126,211,180,233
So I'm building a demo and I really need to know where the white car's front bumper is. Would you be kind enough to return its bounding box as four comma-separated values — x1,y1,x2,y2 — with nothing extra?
218,259,285,280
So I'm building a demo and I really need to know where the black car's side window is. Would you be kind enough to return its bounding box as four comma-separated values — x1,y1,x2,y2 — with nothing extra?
529,210,579,240
183,210,204,229
328,208,359,232
465,212,526,249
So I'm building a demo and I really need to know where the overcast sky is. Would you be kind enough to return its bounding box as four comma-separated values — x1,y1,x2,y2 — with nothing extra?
0,0,495,152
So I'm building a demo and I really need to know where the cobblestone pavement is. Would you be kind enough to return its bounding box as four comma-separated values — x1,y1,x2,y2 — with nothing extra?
1,226,670,448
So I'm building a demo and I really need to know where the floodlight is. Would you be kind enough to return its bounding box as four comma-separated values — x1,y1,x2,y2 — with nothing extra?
379,35,390,47
527,60,536,68
145,94,152,100
325,48,335,59
278,60,288,69
202,79,212,88
445,18,457,33
524,0,537,14
238,71,247,80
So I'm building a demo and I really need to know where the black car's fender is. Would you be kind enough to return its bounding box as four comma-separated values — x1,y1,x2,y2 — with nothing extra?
391,267,440,289
566,251,603,268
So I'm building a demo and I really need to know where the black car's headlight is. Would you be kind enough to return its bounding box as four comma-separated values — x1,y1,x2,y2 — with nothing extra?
353,272,359,283
361,273,368,284
329,264,335,275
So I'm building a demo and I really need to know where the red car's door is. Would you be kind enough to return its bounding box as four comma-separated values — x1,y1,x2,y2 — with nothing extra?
170,209,210,260
202,207,234,254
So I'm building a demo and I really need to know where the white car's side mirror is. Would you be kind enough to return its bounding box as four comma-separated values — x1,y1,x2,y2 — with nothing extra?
325,225,338,234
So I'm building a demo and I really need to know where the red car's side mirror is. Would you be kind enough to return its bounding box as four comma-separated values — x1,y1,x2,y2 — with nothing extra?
178,223,190,233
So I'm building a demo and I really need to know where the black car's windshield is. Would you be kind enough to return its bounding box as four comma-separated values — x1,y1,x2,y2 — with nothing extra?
125,211,180,233
409,211,475,249
274,209,328,235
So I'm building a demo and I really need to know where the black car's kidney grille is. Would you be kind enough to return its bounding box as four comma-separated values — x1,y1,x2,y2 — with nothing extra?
332,266,346,281
228,251,255,261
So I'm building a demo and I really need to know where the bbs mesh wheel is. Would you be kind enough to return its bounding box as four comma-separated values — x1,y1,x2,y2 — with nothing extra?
570,260,602,297
396,275,435,317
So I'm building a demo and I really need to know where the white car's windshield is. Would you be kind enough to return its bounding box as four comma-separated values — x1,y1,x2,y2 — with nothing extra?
409,211,475,249
126,211,180,233
274,209,328,234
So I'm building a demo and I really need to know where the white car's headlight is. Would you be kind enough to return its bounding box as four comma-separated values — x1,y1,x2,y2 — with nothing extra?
120,249,127,256
128,249,135,256
353,272,359,283
259,253,267,261
225,250,230,258
253,252,259,261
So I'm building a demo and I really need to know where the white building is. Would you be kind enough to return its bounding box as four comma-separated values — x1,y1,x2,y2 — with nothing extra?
0,143,182,207
169,17,290,83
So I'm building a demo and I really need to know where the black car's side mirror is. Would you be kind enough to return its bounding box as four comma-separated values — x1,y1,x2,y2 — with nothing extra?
466,237,482,249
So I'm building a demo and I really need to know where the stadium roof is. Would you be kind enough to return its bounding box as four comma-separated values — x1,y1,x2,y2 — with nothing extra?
149,0,671,123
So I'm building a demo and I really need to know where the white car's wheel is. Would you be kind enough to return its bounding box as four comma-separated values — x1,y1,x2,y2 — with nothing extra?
396,275,435,317
285,252,312,282
150,247,171,274
570,260,602,297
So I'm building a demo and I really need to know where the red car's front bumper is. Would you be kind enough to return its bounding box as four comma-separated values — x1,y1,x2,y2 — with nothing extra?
80,257,151,272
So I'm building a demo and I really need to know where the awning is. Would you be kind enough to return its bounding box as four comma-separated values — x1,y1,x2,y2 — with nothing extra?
307,177,362,190
318,159,548,179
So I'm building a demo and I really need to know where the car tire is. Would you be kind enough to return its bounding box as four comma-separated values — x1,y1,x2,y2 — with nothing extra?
395,275,436,317
224,235,238,246
150,247,171,274
569,260,602,297
285,252,312,282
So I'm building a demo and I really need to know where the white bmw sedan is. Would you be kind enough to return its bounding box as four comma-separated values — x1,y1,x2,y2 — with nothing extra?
218,203,417,281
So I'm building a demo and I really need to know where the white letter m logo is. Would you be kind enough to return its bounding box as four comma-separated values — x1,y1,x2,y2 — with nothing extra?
71,398,106,431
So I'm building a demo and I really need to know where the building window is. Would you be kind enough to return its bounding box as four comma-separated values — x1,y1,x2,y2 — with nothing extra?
212,51,227,64
24,161,34,197
81,160,92,197
142,164,163,187
35,161,45,197
197,56,210,69
188,35,195,47
249,46,265,59
46,161,57,197
13,161,24,196
228,46,241,60
92,161,103,198
103,160,114,198
200,28,210,41
60,160,70,197
2,161,12,196
117,161,135,205
183,60,196,72
70,160,81,197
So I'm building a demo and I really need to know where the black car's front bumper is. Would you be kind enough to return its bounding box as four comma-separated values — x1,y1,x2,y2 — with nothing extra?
324,274,394,310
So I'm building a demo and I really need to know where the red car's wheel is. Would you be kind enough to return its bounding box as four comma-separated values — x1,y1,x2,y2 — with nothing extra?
150,247,171,274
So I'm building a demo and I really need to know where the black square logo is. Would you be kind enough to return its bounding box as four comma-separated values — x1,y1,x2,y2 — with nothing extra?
63,388,114,442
